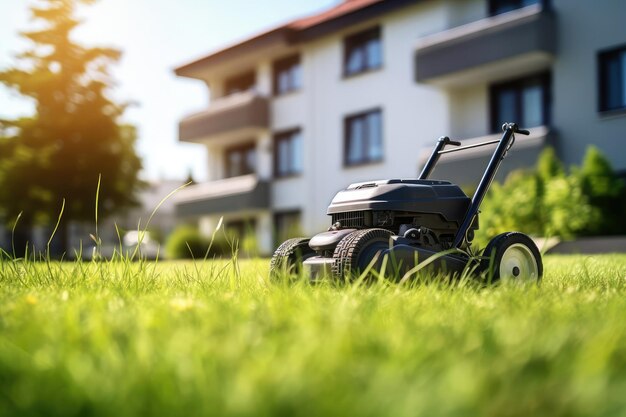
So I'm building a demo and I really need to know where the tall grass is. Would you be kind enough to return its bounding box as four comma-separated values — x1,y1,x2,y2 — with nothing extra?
1,253,626,416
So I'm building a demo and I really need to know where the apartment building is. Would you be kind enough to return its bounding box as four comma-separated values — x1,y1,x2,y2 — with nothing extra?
174,0,626,255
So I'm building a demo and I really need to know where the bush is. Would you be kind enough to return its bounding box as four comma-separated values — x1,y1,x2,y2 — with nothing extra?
165,225,209,259
474,145,626,246
165,224,246,260
577,146,626,235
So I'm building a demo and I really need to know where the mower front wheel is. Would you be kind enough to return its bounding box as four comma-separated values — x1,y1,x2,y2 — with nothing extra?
269,238,315,282
481,232,542,284
332,228,392,281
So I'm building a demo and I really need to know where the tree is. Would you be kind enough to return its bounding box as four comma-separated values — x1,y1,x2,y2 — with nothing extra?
0,0,143,255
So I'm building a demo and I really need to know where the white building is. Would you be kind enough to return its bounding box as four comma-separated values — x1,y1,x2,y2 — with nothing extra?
174,0,626,255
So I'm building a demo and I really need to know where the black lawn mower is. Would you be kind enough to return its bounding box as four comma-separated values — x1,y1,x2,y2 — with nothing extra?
270,122,543,283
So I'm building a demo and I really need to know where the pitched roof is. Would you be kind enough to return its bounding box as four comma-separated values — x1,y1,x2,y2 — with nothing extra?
289,0,384,30
175,0,417,78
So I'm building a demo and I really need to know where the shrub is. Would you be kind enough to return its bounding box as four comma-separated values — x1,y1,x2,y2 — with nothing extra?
576,146,626,235
474,146,620,246
165,225,209,259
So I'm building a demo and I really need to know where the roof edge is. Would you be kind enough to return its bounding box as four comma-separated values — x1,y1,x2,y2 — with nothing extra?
174,0,421,79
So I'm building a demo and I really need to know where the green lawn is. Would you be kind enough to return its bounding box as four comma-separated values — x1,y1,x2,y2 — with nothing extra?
1,254,626,417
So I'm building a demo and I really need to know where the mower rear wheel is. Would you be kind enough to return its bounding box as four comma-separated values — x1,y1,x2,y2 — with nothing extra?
269,238,315,281
332,228,392,281
481,232,542,284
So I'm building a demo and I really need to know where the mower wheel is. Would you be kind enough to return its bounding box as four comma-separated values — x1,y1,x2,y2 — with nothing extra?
481,232,542,284
332,228,392,281
269,238,315,281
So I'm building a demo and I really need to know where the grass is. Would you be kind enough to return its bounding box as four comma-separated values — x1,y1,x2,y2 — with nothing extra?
1,254,626,416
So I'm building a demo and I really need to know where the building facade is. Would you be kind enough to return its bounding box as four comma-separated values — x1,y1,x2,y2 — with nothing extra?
174,0,626,255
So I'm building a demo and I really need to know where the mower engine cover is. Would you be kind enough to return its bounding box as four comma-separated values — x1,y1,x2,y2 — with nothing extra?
327,179,471,228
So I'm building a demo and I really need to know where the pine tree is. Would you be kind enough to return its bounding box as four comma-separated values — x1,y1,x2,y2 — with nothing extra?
0,0,143,255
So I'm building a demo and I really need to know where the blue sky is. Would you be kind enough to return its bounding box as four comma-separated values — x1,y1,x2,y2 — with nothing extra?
0,0,337,181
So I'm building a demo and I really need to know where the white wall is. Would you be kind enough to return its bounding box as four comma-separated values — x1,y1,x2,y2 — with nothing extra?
271,1,453,235
551,0,626,171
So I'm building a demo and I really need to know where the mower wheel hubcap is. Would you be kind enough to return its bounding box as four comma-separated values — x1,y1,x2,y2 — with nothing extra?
500,243,538,281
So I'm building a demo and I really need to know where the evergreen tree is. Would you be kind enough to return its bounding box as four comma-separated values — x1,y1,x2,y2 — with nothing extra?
0,0,143,254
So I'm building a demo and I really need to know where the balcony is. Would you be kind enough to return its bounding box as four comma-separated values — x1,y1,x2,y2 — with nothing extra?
179,91,269,144
174,174,270,217
415,4,556,87
418,126,553,186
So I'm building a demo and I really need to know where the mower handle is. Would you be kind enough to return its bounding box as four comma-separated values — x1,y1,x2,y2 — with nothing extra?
502,122,530,136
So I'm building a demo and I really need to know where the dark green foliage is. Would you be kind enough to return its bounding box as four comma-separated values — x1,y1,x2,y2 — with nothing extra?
165,225,232,259
166,226,209,259
577,146,626,235
0,0,142,252
476,146,626,245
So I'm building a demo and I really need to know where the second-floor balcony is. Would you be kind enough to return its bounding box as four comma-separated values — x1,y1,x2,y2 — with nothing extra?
174,174,270,217
179,91,269,144
415,4,556,87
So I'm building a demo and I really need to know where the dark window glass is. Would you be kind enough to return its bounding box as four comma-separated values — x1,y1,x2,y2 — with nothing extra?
344,109,383,166
490,73,550,133
344,27,382,76
274,129,302,177
225,143,256,178
489,0,541,15
273,55,302,95
224,71,256,96
599,45,626,112
274,211,302,245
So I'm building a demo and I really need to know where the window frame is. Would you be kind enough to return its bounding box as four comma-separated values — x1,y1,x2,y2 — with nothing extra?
343,108,384,167
343,26,382,78
598,44,626,114
273,128,303,179
273,54,302,96
489,72,551,133
224,142,257,178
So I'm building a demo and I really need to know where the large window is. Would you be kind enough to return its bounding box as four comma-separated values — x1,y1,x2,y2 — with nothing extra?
343,27,382,77
273,55,302,96
274,129,303,178
344,109,383,166
489,0,542,16
224,71,256,96
225,143,256,178
490,73,550,133
598,45,626,113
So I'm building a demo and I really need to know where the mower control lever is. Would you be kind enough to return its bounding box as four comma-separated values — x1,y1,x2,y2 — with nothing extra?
503,123,530,136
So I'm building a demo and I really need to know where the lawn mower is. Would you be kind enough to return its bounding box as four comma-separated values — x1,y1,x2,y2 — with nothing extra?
270,122,543,283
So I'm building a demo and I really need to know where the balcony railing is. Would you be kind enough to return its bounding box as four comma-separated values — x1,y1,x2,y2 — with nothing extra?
179,91,269,143
174,174,270,216
415,4,556,86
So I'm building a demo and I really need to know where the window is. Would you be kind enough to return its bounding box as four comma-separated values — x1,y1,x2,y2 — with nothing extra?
344,27,382,76
225,143,256,178
274,129,303,178
224,71,256,96
274,211,302,245
489,0,542,16
599,45,626,113
490,73,550,133
344,109,383,166
273,55,302,95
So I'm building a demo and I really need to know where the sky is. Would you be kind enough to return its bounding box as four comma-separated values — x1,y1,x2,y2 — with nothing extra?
0,0,338,182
